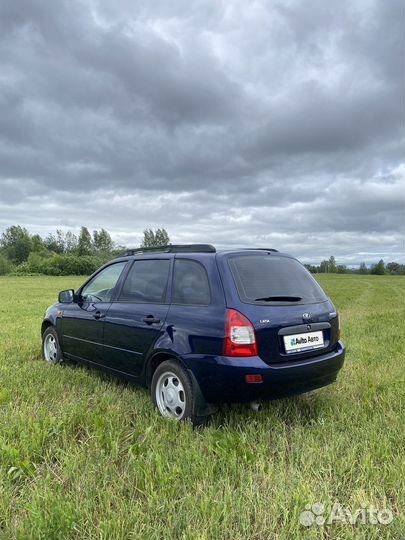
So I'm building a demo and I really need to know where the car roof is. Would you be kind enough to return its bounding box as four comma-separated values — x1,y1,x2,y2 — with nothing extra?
110,245,292,263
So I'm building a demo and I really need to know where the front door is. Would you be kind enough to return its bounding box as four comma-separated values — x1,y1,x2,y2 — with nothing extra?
61,261,128,363
102,258,171,376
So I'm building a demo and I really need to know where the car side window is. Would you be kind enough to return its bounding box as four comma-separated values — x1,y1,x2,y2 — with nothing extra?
172,259,211,305
81,262,127,303
118,259,170,303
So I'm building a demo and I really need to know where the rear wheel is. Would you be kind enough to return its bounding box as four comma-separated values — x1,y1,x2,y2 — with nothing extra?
42,327,63,364
151,360,203,423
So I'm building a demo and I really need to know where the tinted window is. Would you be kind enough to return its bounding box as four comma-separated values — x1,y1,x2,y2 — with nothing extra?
172,259,211,305
119,260,170,303
81,262,127,302
229,255,327,304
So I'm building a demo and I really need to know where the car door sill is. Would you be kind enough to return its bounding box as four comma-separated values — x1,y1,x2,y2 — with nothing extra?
64,353,141,381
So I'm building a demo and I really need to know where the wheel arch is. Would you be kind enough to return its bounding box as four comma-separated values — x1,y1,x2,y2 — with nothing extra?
41,319,54,336
146,351,214,417
145,350,187,388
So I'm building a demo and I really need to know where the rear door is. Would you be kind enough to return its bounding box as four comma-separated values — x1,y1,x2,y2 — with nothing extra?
219,253,339,364
165,257,225,356
102,258,171,376
61,261,128,363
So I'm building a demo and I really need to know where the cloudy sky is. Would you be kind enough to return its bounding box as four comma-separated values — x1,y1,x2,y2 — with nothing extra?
0,0,404,264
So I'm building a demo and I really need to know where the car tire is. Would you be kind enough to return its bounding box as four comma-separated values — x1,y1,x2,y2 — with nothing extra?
42,326,63,364
151,360,206,425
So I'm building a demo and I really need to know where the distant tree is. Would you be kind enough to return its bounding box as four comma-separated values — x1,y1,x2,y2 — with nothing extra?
385,262,405,275
319,260,329,273
371,259,385,275
0,225,32,264
141,229,153,247
78,227,93,255
304,264,318,274
44,233,59,253
31,234,44,252
386,262,400,275
56,229,66,253
93,229,113,253
328,256,337,273
0,253,12,275
64,231,78,253
141,228,170,248
155,228,170,246
337,264,347,274
43,230,79,254
359,262,368,274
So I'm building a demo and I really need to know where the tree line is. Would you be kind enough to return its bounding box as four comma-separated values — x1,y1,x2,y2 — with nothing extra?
304,256,405,275
0,226,170,275
0,229,403,276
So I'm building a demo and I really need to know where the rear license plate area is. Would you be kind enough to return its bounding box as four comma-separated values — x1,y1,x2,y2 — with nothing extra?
283,330,325,354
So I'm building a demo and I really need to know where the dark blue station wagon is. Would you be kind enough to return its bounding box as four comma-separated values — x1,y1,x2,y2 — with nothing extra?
42,245,345,423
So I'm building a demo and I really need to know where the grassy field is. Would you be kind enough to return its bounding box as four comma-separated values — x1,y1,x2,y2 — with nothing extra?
0,274,403,539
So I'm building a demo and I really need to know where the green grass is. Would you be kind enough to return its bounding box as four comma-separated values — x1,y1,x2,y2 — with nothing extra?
0,274,404,539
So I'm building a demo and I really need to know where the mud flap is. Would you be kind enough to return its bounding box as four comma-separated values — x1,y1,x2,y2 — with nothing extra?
187,369,218,417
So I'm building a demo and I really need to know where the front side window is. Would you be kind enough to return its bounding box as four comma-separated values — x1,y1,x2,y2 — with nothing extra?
81,262,127,303
172,259,211,305
118,259,170,303
229,255,327,305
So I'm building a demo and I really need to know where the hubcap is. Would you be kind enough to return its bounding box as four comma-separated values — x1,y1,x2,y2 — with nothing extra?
155,371,186,419
44,334,58,363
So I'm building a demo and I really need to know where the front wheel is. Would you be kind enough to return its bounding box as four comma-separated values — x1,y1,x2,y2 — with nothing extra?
42,327,63,364
151,360,204,423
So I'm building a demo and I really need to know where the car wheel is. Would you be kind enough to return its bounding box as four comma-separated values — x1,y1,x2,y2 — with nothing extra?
151,360,203,423
42,327,63,364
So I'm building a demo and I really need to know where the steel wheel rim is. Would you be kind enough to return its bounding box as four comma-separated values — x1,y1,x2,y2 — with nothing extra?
155,371,186,419
44,334,58,363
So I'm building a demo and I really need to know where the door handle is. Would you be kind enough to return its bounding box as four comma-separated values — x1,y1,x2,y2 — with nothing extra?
143,316,161,325
93,311,106,320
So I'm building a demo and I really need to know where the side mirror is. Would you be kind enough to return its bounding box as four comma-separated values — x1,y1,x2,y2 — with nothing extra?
58,289,75,303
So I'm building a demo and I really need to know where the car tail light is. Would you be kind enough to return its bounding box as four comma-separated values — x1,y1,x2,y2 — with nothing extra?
223,308,258,356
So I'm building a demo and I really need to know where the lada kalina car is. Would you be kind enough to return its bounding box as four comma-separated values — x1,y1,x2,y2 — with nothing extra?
42,245,345,423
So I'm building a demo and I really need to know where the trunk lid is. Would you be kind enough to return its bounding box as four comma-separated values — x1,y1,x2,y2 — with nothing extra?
217,251,340,364
239,300,339,364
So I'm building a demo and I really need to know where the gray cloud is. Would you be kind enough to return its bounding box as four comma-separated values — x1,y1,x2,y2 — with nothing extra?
0,0,403,264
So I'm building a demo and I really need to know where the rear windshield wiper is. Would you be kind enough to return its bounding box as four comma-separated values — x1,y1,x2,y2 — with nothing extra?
254,295,303,302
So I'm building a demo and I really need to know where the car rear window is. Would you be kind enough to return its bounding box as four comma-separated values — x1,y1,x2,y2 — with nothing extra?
228,255,327,305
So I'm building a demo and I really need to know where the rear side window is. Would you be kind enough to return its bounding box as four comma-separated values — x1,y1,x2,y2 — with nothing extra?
119,260,170,303
172,259,211,305
229,255,327,305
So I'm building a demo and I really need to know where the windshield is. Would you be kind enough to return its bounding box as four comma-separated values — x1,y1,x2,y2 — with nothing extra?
228,255,327,305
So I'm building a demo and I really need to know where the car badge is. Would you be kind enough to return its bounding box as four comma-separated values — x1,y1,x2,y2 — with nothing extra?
302,313,311,320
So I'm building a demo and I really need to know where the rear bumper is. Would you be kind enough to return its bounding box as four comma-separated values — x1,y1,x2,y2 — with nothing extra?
183,341,345,403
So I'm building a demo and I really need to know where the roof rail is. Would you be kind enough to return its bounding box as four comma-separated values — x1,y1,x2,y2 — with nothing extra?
243,248,279,252
121,244,216,256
